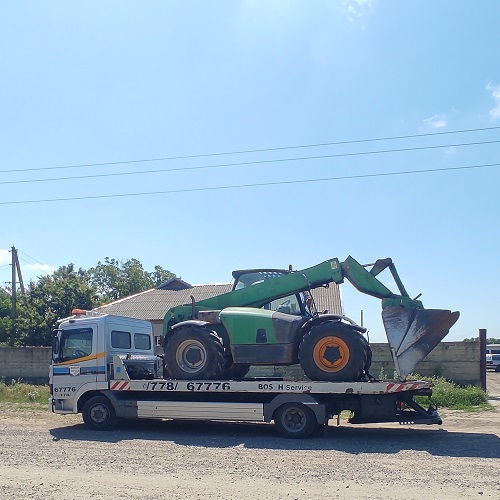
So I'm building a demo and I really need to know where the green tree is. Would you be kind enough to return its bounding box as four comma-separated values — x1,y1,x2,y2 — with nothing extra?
9,258,176,346
87,257,175,302
151,264,176,287
463,337,500,343
0,289,10,316
14,264,98,346
0,289,12,344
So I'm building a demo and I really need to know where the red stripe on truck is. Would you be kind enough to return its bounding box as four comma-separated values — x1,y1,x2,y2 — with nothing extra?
110,381,130,391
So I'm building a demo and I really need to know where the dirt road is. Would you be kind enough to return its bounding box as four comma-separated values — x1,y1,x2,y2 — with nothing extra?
1,374,499,499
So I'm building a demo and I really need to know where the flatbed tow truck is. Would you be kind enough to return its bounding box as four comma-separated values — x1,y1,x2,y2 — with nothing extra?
50,311,442,438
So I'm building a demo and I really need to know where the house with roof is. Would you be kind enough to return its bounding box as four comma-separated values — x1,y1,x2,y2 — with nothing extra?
95,277,343,351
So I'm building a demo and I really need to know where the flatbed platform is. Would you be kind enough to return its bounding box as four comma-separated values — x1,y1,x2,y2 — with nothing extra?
109,378,433,395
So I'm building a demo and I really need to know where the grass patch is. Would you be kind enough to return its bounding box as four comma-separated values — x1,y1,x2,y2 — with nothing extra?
413,375,489,410
0,379,50,405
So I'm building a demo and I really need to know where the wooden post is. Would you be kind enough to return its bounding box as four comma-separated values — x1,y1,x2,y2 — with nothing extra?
479,329,487,391
11,246,16,319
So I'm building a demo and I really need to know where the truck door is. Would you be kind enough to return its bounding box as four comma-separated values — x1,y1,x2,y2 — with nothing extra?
54,323,102,386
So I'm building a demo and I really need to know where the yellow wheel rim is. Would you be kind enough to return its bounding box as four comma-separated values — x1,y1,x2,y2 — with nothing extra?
312,336,349,372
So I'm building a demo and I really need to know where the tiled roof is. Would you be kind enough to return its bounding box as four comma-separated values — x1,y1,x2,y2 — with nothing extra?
95,283,342,321
94,284,232,320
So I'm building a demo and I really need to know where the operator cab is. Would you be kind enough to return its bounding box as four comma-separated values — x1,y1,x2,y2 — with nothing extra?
232,269,317,317
232,269,289,290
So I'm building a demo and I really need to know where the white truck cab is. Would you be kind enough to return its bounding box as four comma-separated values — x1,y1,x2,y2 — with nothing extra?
50,310,157,413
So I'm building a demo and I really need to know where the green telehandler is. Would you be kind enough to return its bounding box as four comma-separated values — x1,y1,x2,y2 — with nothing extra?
161,256,459,382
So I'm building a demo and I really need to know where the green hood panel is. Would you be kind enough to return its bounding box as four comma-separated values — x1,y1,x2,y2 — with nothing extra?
219,307,306,347
220,307,277,345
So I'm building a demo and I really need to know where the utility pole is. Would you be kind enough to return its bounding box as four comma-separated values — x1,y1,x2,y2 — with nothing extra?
479,328,487,392
11,247,16,319
10,246,25,319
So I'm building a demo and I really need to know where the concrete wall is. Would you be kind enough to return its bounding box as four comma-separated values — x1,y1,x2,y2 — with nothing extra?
249,342,481,386
0,342,481,386
0,347,52,384
369,341,480,385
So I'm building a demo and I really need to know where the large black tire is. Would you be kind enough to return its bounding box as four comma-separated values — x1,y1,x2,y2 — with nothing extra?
165,326,224,380
220,362,251,380
299,321,367,381
274,403,317,439
82,395,117,431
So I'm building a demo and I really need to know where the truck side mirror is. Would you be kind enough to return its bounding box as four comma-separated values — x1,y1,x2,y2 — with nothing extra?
52,335,59,358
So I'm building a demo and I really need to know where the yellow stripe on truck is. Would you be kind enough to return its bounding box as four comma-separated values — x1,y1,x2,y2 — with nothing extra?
55,351,106,365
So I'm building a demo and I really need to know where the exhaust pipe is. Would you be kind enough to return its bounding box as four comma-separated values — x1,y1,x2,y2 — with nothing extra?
382,306,460,381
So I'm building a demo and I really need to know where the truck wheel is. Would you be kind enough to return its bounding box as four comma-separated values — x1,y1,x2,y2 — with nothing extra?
165,326,224,380
82,396,117,431
274,403,317,438
299,321,367,381
220,362,250,380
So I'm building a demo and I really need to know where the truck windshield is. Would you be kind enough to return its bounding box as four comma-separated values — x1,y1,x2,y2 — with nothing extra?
58,327,93,362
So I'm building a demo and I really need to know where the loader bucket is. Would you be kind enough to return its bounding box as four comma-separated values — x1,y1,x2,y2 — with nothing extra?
382,306,460,381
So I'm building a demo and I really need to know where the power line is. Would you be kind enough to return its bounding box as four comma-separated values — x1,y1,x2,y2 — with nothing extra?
2,125,500,174
1,161,498,206
17,250,45,267
17,257,41,269
1,139,499,186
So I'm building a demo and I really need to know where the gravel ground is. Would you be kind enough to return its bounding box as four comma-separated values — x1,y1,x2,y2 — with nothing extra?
0,374,499,500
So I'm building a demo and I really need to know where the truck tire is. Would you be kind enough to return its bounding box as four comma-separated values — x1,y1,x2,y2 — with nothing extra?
165,326,224,380
82,395,117,431
274,403,317,438
298,321,367,381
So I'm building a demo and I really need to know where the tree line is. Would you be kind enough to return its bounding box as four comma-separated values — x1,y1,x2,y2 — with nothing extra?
0,257,175,347
463,337,500,344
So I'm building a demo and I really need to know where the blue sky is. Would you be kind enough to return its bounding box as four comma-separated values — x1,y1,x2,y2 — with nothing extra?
1,1,499,342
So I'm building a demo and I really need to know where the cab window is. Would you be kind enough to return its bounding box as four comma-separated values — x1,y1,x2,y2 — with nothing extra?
234,271,286,290
134,333,151,350
59,327,93,361
111,330,131,349
267,294,302,315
